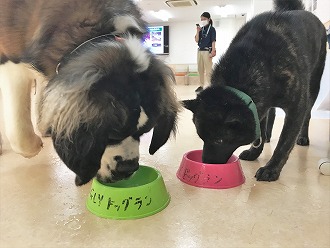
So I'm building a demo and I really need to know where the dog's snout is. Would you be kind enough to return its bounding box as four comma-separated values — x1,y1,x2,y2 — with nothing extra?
114,156,139,173
202,142,234,164
110,156,139,181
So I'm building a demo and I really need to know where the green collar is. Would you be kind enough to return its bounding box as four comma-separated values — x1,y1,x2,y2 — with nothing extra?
225,86,261,140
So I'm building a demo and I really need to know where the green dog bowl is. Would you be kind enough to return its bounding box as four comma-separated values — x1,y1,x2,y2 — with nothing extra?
86,166,170,219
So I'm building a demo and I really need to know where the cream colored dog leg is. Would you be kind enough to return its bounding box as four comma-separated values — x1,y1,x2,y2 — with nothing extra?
33,78,49,137
0,62,43,158
0,132,2,155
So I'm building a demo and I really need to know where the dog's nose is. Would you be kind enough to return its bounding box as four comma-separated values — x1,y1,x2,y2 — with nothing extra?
111,156,139,180
202,142,233,164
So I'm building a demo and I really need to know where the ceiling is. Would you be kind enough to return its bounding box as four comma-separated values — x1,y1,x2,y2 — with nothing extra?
135,0,254,24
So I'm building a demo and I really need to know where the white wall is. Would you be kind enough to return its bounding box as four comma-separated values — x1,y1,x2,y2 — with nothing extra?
156,21,197,65
314,1,330,24
249,0,273,19
154,17,246,65
214,18,246,61
153,0,330,65
304,0,330,23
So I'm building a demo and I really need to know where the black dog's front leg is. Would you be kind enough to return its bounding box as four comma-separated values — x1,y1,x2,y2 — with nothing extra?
296,111,310,146
255,109,306,181
265,108,276,143
239,118,267,161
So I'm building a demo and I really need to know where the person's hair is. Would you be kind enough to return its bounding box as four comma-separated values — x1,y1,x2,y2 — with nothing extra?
201,12,213,26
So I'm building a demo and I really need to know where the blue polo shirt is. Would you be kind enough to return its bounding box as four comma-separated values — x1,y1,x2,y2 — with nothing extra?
198,24,216,49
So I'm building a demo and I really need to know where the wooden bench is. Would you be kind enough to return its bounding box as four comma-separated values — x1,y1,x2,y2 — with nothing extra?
168,64,200,85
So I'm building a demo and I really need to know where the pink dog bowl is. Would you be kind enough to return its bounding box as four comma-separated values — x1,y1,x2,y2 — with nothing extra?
177,150,245,189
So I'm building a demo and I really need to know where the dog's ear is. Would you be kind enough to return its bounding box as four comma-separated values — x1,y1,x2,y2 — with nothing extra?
149,112,177,155
145,56,180,155
52,127,106,186
182,99,198,113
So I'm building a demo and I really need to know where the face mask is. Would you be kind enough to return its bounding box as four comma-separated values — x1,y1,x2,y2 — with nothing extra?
201,20,209,26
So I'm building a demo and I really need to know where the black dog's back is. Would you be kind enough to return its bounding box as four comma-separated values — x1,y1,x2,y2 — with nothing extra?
183,0,326,181
212,10,326,115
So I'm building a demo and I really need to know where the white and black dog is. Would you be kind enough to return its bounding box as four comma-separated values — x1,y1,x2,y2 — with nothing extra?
0,0,180,185
183,0,326,181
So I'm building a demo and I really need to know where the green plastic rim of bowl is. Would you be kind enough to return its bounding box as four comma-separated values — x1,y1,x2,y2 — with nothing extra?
86,166,170,220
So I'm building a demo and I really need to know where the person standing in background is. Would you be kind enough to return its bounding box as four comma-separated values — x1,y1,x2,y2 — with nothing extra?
195,12,216,92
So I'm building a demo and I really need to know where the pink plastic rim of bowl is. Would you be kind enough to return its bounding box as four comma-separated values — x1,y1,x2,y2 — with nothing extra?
177,150,245,189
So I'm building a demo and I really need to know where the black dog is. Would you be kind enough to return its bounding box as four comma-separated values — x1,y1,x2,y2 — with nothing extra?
183,0,326,181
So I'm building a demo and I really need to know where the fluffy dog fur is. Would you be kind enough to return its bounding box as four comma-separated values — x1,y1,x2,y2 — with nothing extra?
183,0,326,181
0,0,180,185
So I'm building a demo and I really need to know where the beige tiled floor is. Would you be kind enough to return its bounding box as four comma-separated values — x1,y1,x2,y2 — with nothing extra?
0,85,329,248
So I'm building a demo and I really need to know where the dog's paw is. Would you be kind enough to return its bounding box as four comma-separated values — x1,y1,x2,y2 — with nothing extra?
296,136,309,146
239,149,260,161
255,166,280,181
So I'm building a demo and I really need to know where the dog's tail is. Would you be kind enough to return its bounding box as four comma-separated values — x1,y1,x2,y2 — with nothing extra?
274,0,305,11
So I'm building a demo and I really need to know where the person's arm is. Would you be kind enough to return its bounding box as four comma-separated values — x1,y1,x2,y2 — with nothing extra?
210,41,216,57
195,26,201,43
210,28,216,57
